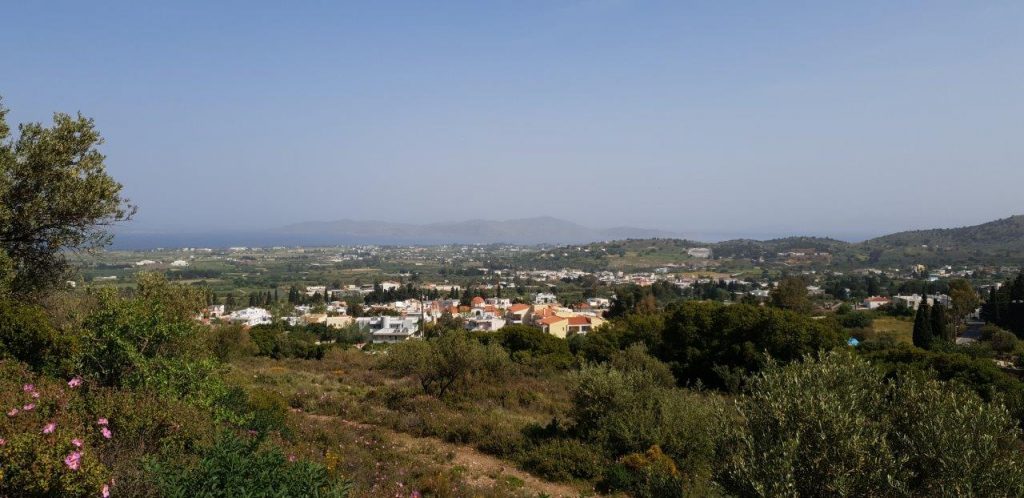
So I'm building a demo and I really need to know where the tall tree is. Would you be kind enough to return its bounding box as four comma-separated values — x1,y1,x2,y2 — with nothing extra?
913,301,933,349
931,303,951,343
0,99,135,295
770,276,812,314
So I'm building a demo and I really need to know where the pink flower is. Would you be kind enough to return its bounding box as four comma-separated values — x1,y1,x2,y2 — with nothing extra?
72,438,84,448
31,391,40,399
68,377,83,388
97,417,109,426
288,454,297,462
43,422,56,434
22,383,35,393
64,450,82,470
22,403,35,411
7,408,19,417
0,438,6,446
100,427,112,439
410,492,422,498
102,483,110,497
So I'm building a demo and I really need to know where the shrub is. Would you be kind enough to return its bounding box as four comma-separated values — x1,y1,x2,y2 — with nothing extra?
723,351,1024,496
387,331,511,398
570,363,727,491
0,300,75,375
521,438,605,481
148,430,349,498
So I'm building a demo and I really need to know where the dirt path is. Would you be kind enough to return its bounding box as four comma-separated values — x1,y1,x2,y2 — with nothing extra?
306,414,590,497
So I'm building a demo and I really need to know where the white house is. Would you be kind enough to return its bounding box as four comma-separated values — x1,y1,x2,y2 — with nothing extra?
170,260,189,267
380,281,401,291
228,307,272,327
534,292,558,305
355,316,421,343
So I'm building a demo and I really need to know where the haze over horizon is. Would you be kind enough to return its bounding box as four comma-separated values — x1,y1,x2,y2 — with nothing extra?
4,1,1023,240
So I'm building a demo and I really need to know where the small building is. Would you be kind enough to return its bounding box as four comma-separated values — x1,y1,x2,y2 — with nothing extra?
862,296,891,310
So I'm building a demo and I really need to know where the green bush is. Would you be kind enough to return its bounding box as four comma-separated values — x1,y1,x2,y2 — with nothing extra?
148,430,349,498
723,351,1024,496
570,362,728,491
521,438,605,481
0,300,75,375
245,388,289,434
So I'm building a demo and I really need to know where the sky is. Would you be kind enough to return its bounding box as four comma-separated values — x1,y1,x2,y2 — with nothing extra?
3,1,1022,241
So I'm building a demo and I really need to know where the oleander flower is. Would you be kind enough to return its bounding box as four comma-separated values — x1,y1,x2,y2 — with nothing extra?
97,417,109,426
72,438,84,448
7,408,19,417
43,422,57,434
102,483,110,498
68,377,83,388
22,403,35,411
64,450,82,470
31,391,40,399
0,438,6,446
101,427,112,439
22,383,35,393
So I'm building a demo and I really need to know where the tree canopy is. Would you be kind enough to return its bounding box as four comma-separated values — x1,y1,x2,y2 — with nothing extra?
0,99,134,296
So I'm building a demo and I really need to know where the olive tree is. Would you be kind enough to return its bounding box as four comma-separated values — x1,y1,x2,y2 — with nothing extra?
0,98,135,296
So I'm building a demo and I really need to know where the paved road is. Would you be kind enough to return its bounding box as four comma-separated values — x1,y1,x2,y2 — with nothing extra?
959,320,985,341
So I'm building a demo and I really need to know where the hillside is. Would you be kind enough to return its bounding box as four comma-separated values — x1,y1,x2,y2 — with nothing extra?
857,215,1024,266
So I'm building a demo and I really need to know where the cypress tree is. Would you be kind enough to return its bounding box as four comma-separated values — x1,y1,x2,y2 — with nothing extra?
913,301,933,349
931,303,950,343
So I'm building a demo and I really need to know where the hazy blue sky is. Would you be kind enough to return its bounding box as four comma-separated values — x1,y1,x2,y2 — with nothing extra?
3,1,1022,240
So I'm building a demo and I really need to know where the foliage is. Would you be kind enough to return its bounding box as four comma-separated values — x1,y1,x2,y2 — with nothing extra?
769,276,812,314
723,351,1024,496
250,325,326,360
570,361,728,493
77,274,216,400
0,100,134,296
0,300,76,375
480,324,574,369
148,430,349,498
387,330,512,398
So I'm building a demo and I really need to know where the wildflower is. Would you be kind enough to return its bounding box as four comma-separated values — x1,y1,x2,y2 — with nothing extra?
97,417,109,426
72,438,84,448
102,484,110,497
22,383,35,393
64,450,82,470
101,427,112,439
0,438,6,446
288,454,297,462
31,391,40,399
7,408,19,417
410,492,422,498
22,403,35,411
43,422,56,434
68,377,83,388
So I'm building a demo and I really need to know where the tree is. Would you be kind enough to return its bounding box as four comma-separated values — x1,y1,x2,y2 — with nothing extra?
769,277,812,314
948,279,980,331
386,331,510,398
0,99,135,295
913,301,933,349
931,303,951,343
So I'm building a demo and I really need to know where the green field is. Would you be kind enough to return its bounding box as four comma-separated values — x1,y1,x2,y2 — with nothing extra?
870,317,915,344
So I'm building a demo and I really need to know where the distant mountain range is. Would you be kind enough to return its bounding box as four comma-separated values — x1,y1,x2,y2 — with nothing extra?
111,215,1024,265
275,217,681,245
110,217,683,249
